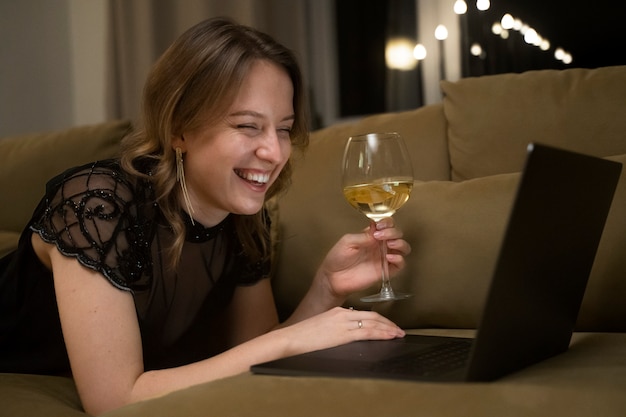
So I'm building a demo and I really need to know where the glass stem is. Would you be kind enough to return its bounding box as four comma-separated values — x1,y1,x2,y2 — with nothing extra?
379,238,394,298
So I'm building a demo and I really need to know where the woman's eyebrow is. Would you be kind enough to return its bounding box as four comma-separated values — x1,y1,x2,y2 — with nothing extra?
230,110,263,118
229,110,295,122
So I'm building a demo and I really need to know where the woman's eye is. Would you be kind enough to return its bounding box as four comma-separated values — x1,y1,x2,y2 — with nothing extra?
238,124,258,131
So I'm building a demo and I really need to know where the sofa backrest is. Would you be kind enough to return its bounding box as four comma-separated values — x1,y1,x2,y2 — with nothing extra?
0,120,131,256
442,65,626,180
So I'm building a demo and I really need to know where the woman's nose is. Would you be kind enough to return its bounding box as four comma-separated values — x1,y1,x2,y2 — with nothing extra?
256,130,284,163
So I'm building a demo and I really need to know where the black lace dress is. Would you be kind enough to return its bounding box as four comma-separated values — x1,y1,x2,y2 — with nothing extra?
0,160,270,375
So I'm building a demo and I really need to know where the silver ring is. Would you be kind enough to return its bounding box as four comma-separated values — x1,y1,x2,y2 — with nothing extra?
358,320,363,329
349,307,354,311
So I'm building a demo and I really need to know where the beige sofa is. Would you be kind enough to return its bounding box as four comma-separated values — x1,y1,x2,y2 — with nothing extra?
2,65,626,416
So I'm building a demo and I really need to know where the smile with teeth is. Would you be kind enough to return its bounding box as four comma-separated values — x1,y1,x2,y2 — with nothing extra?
235,169,270,185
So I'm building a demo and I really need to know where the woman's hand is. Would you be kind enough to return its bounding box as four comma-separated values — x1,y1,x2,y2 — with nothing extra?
282,306,405,355
317,217,411,301
282,217,410,331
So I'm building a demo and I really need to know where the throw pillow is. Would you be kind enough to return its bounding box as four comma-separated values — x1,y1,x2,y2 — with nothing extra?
442,65,626,180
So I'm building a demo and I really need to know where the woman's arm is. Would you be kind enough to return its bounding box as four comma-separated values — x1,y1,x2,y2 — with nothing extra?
39,233,403,416
43,241,288,415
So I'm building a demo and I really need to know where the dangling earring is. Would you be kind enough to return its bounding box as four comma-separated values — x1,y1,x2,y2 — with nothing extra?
176,147,195,225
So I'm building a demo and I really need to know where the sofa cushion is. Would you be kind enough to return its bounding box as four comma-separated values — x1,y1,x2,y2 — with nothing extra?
360,171,519,329
442,65,626,181
579,153,626,330
0,120,131,238
0,373,85,416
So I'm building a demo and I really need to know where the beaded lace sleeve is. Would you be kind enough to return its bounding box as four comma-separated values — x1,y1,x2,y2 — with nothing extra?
30,161,152,292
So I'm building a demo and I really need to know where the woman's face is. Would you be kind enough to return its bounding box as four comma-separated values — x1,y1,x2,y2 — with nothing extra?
174,60,294,226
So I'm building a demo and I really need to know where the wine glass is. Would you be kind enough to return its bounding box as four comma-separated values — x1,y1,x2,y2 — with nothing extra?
341,132,414,302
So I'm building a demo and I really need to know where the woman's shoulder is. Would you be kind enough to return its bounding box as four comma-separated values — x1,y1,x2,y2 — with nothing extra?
45,158,160,207
48,159,132,191
31,159,156,291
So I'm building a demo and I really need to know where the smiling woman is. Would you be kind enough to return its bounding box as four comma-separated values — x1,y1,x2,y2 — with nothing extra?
171,60,295,228
0,17,409,416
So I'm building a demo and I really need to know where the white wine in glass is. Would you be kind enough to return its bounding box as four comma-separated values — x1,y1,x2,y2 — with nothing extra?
341,132,414,302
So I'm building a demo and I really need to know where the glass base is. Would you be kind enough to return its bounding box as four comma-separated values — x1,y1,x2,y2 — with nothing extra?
360,290,412,303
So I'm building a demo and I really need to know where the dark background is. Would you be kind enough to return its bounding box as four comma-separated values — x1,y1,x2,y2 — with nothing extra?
466,0,626,74
335,0,626,116
495,0,626,69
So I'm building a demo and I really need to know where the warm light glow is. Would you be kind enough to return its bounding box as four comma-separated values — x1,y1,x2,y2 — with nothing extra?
453,0,468,14
524,28,539,45
488,10,573,65
470,43,483,56
385,38,418,70
434,24,449,40
501,14,514,30
476,0,490,11
413,43,427,60
520,23,530,35
562,53,573,64
555,47,565,60
554,48,573,64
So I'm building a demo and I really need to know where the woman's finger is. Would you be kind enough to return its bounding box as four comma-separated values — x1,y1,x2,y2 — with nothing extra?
387,238,411,255
342,308,404,336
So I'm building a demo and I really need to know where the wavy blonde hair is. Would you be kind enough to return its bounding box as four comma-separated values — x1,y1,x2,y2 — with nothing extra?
120,17,309,270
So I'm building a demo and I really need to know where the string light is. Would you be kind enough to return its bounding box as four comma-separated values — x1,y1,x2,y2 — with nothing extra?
386,4,575,71
476,0,490,11
501,14,514,30
470,43,484,57
524,28,540,46
453,0,468,14
488,12,573,65
413,44,427,60
435,25,449,40
562,53,573,64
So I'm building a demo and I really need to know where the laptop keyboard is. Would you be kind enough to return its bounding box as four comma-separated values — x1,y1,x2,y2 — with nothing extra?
372,339,473,377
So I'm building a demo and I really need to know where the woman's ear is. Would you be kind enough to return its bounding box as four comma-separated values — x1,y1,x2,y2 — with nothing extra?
171,135,186,152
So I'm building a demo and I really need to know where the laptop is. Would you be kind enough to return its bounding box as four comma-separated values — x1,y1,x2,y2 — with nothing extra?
251,143,622,382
